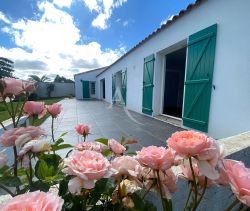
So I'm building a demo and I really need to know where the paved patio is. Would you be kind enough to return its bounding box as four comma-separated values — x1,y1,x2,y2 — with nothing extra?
41,98,182,153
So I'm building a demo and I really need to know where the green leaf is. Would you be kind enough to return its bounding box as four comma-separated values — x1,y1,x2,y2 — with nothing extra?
52,144,73,151
120,136,126,145
131,192,157,211
163,198,173,211
0,166,11,177
35,159,50,179
59,132,68,138
30,180,50,192
59,176,70,196
95,138,108,145
102,149,112,156
35,154,64,184
90,178,115,205
126,152,137,155
0,176,22,187
54,138,64,146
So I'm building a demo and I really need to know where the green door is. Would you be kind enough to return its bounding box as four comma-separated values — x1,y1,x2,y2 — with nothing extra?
183,24,217,132
142,54,155,115
82,80,90,99
112,74,116,104
121,69,127,105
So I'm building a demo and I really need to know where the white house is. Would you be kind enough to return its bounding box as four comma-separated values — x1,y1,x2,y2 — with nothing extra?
74,67,107,100
76,0,250,139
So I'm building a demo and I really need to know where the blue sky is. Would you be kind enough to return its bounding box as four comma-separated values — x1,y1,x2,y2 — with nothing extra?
0,0,195,79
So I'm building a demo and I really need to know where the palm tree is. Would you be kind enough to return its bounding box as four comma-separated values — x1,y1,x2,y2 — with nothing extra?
28,75,50,82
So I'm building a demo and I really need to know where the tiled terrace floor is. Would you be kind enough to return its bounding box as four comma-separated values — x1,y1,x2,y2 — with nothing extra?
41,98,182,154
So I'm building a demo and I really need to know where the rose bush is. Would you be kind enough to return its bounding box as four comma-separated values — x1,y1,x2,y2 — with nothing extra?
0,77,249,211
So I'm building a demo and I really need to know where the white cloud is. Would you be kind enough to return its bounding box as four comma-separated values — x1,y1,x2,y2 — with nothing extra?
83,0,101,12
160,15,174,26
83,0,127,29
123,20,128,26
53,0,73,8
0,11,11,24
0,1,121,79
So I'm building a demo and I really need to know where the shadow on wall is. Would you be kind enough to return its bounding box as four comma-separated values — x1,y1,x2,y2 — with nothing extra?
36,82,75,98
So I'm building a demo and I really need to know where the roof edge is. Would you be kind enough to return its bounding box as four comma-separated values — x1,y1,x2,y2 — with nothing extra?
74,66,108,77
96,0,205,77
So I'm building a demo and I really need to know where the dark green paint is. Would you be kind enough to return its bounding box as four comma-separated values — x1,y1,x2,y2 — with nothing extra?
142,54,155,115
183,24,217,132
82,80,90,99
112,74,116,104
121,69,127,105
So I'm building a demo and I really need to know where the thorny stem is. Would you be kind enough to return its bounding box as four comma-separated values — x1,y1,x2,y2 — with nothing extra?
28,154,33,186
0,183,15,197
0,121,7,130
9,100,16,126
225,198,240,211
194,177,207,210
51,117,55,142
15,100,26,127
156,170,167,211
184,182,193,210
3,100,13,120
142,181,156,200
189,157,198,210
13,146,20,192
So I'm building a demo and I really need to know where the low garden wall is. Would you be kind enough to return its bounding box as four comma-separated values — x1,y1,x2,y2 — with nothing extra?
36,82,75,98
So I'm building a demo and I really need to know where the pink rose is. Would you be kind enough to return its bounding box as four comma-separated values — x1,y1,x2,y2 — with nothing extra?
222,159,250,206
23,81,35,92
108,139,126,155
0,128,19,147
47,103,62,118
167,131,211,157
18,139,51,156
23,101,46,119
1,78,23,97
111,156,139,179
63,150,111,193
75,124,90,136
168,131,222,179
158,169,177,199
1,191,64,211
0,150,7,168
180,162,215,187
136,166,177,199
0,126,44,147
136,146,175,170
75,141,107,152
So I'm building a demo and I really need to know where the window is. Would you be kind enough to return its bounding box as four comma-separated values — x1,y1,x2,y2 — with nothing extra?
90,82,95,95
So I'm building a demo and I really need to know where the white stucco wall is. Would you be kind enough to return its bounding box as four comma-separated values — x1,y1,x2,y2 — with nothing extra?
96,0,250,139
74,69,103,100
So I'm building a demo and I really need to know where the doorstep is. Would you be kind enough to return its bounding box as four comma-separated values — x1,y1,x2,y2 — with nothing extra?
154,114,182,128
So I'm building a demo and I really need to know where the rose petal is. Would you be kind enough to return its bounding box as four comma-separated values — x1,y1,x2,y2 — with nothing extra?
68,177,83,194
197,160,219,180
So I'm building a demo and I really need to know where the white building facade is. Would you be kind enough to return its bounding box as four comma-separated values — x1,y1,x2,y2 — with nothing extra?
74,67,106,100
93,0,250,139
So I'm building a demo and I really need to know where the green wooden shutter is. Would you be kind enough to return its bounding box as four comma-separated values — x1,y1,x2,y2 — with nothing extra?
112,74,116,104
183,24,217,132
121,69,127,105
82,80,90,99
142,54,155,115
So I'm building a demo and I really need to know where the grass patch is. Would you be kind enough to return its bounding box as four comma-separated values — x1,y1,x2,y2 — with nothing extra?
0,97,64,125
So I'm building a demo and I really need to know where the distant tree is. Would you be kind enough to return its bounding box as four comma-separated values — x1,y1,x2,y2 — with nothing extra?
29,75,50,82
0,57,15,78
46,83,55,98
54,75,74,83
